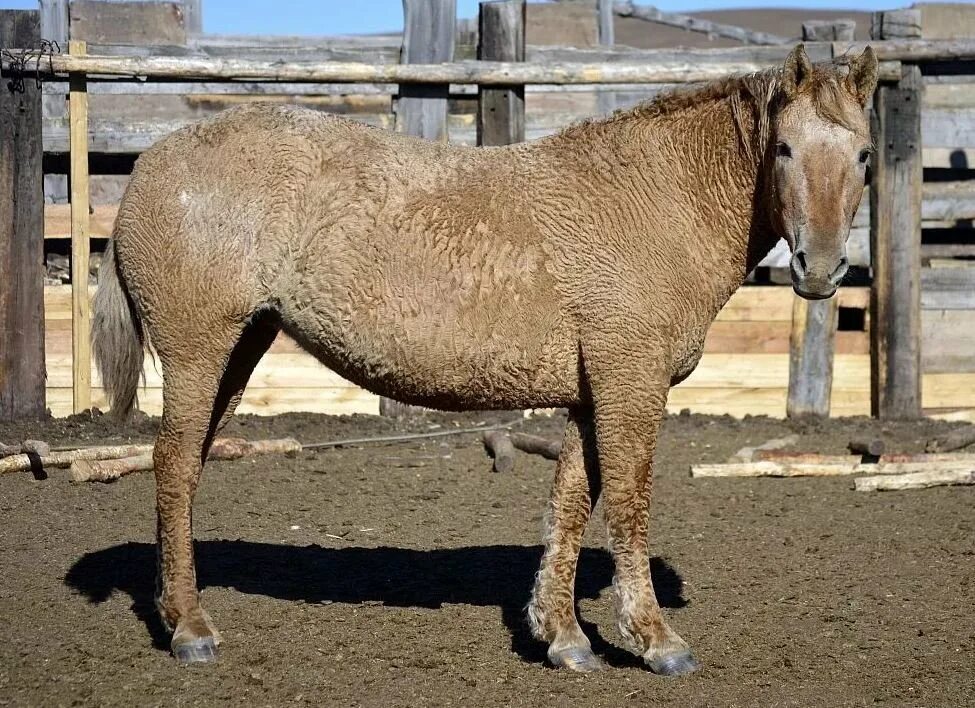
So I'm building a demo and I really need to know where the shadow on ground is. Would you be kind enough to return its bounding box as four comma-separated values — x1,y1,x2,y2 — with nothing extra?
65,541,686,667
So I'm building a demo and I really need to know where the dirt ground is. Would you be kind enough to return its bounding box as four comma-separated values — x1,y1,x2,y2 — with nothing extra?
0,410,973,708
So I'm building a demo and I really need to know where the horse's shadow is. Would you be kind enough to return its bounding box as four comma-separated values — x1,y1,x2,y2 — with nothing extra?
64,541,687,668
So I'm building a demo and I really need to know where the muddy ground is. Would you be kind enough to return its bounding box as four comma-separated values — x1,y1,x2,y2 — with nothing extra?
0,411,972,707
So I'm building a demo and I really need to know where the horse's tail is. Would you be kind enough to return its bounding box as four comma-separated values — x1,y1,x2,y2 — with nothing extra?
92,240,145,419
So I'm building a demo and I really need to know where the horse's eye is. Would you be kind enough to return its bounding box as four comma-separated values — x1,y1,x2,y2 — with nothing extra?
858,149,871,164
776,142,792,158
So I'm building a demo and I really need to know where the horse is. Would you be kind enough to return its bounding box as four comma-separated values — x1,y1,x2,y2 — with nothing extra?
92,44,878,674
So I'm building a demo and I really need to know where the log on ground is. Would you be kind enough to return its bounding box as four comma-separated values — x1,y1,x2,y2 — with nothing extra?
69,437,302,482
926,425,975,452
482,430,516,474
854,469,975,491
509,432,561,460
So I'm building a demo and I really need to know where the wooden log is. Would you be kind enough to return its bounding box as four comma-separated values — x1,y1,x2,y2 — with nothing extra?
395,0,455,141
803,20,856,42
0,442,152,475
69,40,92,414
0,10,46,421
69,437,302,482
70,453,154,482
39,0,69,204
694,456,975,479
831,38,975,63
787,294,838,418
926,425,975,452
0,51,909,85
869,54,922,419
751,451,975,465
0,437,301,476
612,0,788,45
854,468,975,492
691,461,858,478
848,437,885,456
483,430,516,473
477,0,525,146
0,439,51,459
510,432,561,460
853,460,975,474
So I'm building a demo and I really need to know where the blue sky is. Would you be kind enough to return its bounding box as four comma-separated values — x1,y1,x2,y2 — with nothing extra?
0,1,899,36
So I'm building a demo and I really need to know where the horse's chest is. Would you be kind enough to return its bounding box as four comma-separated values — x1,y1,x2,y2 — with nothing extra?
669,322,709,386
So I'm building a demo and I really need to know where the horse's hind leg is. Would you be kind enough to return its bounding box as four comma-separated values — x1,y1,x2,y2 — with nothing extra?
210,315,279,434
527,407,604,672
153,315,276,664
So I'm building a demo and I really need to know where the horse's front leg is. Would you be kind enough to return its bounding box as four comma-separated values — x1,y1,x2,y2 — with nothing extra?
585,345,699,676
527,406,603,671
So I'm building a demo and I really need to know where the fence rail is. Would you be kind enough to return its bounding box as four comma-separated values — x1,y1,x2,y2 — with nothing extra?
1,4,974,422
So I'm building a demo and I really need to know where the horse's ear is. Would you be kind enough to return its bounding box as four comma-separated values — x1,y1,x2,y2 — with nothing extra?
846,46,879,107
782,44,813,101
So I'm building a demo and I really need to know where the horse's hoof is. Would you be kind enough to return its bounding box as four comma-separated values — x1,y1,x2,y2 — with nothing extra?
549,645,606,672
173,636,219,665
646,650,700,677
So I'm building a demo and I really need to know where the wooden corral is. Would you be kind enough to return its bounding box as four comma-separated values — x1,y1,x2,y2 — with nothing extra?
3,1,975,421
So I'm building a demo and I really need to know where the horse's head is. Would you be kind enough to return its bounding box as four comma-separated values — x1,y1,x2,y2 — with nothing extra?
770,44,878,300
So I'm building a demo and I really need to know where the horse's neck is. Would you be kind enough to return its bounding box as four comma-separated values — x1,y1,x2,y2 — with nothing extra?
599,97,779,298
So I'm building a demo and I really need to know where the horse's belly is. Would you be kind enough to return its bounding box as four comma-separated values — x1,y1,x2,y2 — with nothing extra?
284,300,580,411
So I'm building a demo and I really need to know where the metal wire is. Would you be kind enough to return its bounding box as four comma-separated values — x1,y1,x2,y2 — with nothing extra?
0,38,59,93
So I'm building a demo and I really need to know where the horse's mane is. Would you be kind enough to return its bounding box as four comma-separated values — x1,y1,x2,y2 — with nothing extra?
556,62,864,161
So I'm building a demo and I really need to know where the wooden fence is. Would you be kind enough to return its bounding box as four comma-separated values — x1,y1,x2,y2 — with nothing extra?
1,2,974,422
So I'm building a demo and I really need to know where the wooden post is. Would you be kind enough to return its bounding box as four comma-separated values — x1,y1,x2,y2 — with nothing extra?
69,40,92,413
802,19,855,42
595,0,617,115
787,295,839,417
182,0,202,37
0,11,46,421
395,0,456,142
477,0,525,146
40,0,69,204
870,11,923,419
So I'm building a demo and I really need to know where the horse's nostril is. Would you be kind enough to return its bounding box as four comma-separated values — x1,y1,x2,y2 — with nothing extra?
830,256,849,284
792,250,808,277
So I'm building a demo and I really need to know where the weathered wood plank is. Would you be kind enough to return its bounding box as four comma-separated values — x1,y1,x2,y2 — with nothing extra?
870,61,923,419
803,19,856,42
69,0,186,45
787,295,839,417
69,40,92,413
596,0,616,115
613,0,789,45
921,310,975,373
39,0,69,204
395,0,456,142
0,11,46,420
182,0,201,37
920,267,975,310
477,0,525,146
870,9,922,41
